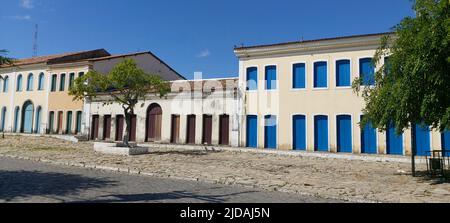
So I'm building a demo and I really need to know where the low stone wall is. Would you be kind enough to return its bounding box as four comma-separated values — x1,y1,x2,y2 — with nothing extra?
94,142,149,156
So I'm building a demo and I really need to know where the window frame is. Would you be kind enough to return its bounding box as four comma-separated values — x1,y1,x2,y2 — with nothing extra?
291,61,307,91
312,60,329,90
335,58,352,89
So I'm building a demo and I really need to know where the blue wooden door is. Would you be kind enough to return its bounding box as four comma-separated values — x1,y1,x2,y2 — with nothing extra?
246,115,258,148
14,107,19,132
361,117,377,154
442,130,450,156
35,107,41,134
23,103,33,133
293,115,306,150
264,115,277,149
0,107,6,131
387,123,403,155
337,115,352,153
314,116,328,151
414,123,430,156
66,111,73,134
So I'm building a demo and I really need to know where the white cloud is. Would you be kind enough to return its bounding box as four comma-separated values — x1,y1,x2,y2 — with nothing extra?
6,15,32,20
20,0,34,9
196,49,210,58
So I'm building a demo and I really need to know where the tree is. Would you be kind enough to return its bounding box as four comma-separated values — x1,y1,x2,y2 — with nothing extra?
69,59,170,147
353,0,450,135
0,50,13,73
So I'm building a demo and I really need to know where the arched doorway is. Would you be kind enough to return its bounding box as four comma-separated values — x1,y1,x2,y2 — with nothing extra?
146,103,162,142
21,101,34,133
35,106,42,134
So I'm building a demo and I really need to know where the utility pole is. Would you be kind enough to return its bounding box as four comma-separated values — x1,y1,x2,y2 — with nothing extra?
33,24,38,57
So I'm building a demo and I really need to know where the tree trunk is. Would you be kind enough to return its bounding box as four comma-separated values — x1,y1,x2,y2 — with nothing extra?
123,108,134,148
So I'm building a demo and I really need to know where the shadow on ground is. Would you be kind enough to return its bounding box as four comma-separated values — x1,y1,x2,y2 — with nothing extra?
0,170,117,201
79,190,259,203
414,171,450,185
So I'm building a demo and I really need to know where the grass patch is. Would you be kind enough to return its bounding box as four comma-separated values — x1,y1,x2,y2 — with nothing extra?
30,146,72,152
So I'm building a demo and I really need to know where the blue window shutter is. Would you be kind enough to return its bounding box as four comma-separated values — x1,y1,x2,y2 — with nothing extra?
264,115,277,149
414,123,430,156
314,115,328,151
293,115,306,150
336,60,350,87
314,62,327,88
386,122,403,155
38,73,44,90
265,66,277,90
17,75,22,91
246,115,258,148
361,116,377,154
442,130,450,156
360,58,375,86
337,115,352,153
246,67,258,90
293,63,306,89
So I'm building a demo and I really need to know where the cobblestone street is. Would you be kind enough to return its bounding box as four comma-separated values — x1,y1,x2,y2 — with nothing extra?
0,136,449,203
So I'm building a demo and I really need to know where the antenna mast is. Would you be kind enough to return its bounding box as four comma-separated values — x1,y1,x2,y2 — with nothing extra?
33,24,38,57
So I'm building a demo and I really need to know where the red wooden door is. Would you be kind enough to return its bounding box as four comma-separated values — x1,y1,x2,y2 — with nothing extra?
170,115,180,143
91,115,99,140
219,115,230,145
202,115,212,145
103,115,111,140
146,104,162,141
57,111,63,134
129,114,137,142
115,115,124,141
186,115,196,144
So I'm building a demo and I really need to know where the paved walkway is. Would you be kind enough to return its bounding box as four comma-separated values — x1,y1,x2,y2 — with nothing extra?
0,136,449,203
0,157,335,203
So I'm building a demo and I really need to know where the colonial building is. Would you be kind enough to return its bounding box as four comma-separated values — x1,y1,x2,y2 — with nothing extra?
0,49,184,137
234,32,449,156
87,78,241,146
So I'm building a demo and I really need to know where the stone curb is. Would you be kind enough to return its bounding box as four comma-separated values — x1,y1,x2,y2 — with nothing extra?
0,153,381,203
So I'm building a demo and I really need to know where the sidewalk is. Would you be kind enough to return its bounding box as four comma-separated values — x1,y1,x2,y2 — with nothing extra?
0,135,449,203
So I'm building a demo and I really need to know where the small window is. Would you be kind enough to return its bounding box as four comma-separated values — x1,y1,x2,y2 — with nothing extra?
246,67,258,91
265,65,277,90
292,63,306,89
27,73,34,91
314,62,328,88
3,76,9,92
38,73,45,90
336,60,351,87
360,58,375,86
60,73,66,91
16,74,23,91
78,72,85,78
69,73,75,89
51,74,57,92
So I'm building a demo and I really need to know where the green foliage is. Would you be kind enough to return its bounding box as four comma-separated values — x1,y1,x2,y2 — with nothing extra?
0,49,13,67
353,0,450,134
70,58,170,106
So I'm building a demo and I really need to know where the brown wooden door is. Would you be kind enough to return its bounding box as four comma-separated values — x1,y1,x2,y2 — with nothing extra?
115,115,124,141
103,115,111,140
57,111,63,134
202,115,213,145
91,115,99,140
186,115,196,144
219,115,230,145
130,114,137,142
170,115,180,143
146,104,162,141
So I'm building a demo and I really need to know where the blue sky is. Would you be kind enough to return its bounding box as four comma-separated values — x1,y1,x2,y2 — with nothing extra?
1,0,415,79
